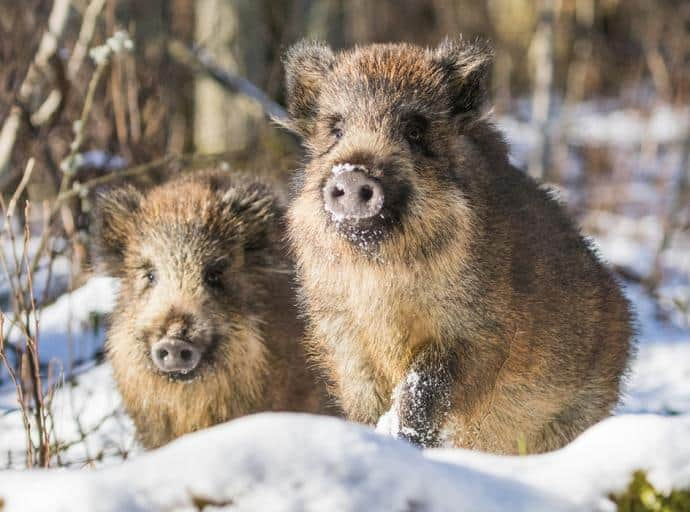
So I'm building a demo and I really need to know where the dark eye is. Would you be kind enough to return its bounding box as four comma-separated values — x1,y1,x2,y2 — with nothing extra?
143,269,156,285
204,267,224,290
406,125,423,143
404,115,429,150
330,120,344,140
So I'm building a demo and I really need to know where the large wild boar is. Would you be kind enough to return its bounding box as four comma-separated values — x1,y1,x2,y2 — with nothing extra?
282,39,633,453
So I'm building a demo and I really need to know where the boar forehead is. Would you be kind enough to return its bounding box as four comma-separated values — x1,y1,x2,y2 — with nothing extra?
323,46,449,116
141,221,233,261
130,195,244,273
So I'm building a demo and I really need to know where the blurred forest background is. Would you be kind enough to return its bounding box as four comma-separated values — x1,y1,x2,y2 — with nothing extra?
1,0,689,275
0,0,689,468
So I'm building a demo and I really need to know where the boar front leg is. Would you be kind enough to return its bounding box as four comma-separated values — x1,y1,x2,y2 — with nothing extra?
378,348,458,448
326,342,387,423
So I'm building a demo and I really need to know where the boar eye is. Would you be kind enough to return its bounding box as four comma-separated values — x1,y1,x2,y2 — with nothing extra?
143,268,156,286
404,115,429,150
330,119,344,140
406,127,421,141
204,267,224,290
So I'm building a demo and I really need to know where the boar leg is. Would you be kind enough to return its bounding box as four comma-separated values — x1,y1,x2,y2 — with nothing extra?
392,349,458,448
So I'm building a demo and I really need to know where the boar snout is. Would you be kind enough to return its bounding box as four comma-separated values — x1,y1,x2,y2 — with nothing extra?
150,338,201,374
323,166,384,220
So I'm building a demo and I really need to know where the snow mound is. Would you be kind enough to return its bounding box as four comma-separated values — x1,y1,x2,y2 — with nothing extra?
1,412,689,512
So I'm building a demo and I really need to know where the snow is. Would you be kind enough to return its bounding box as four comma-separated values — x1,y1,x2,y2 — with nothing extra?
376,370,442,444
429,413,690,511
78,150,127,171
616,285,690,415
0,235,72,309
498,103,690,149
0,412,688,512
330,163,362,176
0,276,118,395
0,363,136,468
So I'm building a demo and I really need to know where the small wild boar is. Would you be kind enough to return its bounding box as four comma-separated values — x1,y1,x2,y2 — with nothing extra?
94,170,329,449
282,39,633,454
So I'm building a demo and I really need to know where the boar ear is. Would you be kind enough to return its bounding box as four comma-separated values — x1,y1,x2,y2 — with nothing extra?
221,182,276,224
281,40,335,136
432,37,493,120
220,183,278,250
93,186,143,276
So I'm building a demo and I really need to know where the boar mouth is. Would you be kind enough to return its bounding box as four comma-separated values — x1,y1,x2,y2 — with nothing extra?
164,369,199,382
330,216,388,248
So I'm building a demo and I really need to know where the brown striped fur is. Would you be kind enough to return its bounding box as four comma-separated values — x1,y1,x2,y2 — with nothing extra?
283,39,633,453
94,169,330,449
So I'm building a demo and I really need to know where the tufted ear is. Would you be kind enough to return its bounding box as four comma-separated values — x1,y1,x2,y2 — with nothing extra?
220,182,279,251
93,185,143,276
432,37,493,120
281,40,335,137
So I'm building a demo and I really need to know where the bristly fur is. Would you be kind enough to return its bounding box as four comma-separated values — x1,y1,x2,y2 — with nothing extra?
94,169,333,449
283,39,634,454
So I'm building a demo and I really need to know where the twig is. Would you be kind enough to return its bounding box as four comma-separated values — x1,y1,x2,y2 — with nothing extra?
0,314,34,467
28,54,112,278
167,39,288,121
55,151,236,205
125,51,141,142
22,204,51,467
32,0,108,129
64,155,173,197
68,0,108,79
0,197,29,328
1,195,57,467
0,0,71,182
7,158,35,218
29,53,69,129
0,107,22,188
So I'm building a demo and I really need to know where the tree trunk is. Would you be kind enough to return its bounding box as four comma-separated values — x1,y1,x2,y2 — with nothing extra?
528,0,558,182
194,0,265,153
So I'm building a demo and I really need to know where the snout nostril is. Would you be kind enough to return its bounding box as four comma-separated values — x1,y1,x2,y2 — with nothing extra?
359,185,374,202
151,340,200,374
331,186,345,199
323,169,383,220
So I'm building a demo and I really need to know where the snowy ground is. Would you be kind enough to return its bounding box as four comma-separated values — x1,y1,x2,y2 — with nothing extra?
0,104,689,509
0,275,118,398
0,412,689,511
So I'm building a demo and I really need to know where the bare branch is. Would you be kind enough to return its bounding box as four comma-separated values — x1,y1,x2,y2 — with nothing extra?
68,0,108,79
56,151,237,205
7,159,35,218
167,39,288,122
0,314,34,468
0,0,72,182
32,0,108,129
28,52,112,279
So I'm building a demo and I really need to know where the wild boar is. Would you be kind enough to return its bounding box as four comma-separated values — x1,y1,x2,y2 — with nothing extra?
95,169,330,448
282,39,633,453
